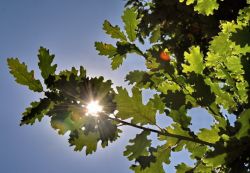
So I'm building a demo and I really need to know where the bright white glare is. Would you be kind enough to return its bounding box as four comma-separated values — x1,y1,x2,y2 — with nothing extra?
86,101,103,117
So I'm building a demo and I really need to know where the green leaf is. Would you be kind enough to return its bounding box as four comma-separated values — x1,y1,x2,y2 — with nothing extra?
203,153,227,167
194,0,219,15
7,58,43,92
150,25,161,43
186,74,216,107
116,41,142,55
235,109,250,139
185,142,208,159
122,8,140,42
236,81,248,104
179,0,219,15
145,55,160,70
95,42,117,57
103,20,127,41
182,46,204,75
95,42,130,70
21,98,52,125
50,110,75,135
50,105,85,135
209,33,231,55
149,94,165,114
69,129,99,155
162,90,186,110
114,87,157,125
158,123,192,152
134,147,157,170
125,70,147,85
58,66,86,81
194,163,213,173
124,131,151,160
231,26,250,47
186,0,195,5
197,126,220,143
166,123,191,138
111,54,125,70
175,163,193,173
98,118,120,147
168,106,191,128
179,0,195,5
131,145,171,173
157,80,181,94
38,47,57,80
205,78,237,110
224,56,244,77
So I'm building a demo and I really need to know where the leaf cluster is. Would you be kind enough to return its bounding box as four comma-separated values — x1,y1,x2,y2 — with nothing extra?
7,0,250,172
8,47,119,154
94,0,250,172
125,0,248,71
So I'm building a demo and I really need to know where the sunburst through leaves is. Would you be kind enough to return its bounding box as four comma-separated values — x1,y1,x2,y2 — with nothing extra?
85,100,103,116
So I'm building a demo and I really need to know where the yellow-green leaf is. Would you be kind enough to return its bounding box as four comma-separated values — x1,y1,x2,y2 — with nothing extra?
182,46,204,75
114,87,157,125
103,20,127,41
197,126,220,143
122,8,140,42
7,58,43,92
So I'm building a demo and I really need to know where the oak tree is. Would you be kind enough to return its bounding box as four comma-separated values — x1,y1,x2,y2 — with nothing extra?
7,0,250,172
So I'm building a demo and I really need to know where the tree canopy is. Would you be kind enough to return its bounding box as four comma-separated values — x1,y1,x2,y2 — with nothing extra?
7,0,250,172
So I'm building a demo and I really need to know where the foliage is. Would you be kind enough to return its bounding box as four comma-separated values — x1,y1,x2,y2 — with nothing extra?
7,58,43,92
7,0,250,172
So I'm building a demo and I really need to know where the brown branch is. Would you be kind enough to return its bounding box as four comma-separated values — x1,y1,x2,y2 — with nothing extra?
107,116,215,147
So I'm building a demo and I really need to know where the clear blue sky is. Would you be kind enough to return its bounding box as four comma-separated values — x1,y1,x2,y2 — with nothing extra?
0,0,218,173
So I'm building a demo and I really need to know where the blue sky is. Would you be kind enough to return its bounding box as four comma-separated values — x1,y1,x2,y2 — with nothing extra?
0,0,217,172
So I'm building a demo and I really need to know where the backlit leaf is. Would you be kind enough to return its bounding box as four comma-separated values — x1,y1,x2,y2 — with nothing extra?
203,152,227,167
122,8,140,42
180,0,219,15
95,42,117,57
182,46,204,75
114,87,157,125
157,80,180,94
50,108,79,135
194,0,219,15
111,54,124,70
149,94,165,114
69,129,99,155
21,98,52,125
7,58,43,92
197,126,220,143
103,20,127,41
124,131,151,160
38,47,57,80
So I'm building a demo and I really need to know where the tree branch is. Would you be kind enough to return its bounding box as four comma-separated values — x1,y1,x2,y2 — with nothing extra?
107,116,215,147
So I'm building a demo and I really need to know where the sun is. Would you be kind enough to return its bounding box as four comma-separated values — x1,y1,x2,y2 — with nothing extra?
86,100,103,117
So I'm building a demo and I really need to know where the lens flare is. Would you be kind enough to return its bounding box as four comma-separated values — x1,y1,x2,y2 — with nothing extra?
86,101,103,116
